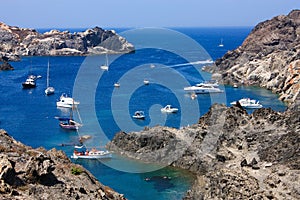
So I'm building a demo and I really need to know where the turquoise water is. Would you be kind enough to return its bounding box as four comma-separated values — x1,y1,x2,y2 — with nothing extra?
0,27,287,199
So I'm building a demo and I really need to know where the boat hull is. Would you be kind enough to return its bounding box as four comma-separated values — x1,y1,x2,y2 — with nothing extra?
71,152,112,159
22,83,36,89
45,87,55,95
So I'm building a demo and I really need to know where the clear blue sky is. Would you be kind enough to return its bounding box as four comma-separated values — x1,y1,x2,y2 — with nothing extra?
1,0,299,28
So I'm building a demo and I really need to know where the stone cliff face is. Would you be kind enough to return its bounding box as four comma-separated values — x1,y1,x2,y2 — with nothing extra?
107,104,300,199
0,22,134,61
207,10,300,105
0,129,126,200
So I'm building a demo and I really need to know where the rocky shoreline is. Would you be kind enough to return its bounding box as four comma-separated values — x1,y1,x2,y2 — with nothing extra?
0,22,134,62
107,104,300,199
0,129,126,200
204,10,300,106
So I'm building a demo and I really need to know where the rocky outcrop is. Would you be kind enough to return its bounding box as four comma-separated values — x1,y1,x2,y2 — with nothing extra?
107,104,300,199
0,129,126,200
0,22,134,61
0,61,14,70
205,10,300,105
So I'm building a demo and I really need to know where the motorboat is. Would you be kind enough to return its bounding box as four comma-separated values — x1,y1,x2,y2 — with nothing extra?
143,80,150,85
190,93,197,100
132,111,145,120
22,78,36,89
184,85,223,94
114,82,120,87
161,105,179,113
56,93,80,108
45,60,55,95
184,80,223,94
71,146,112,159
230,98,263,109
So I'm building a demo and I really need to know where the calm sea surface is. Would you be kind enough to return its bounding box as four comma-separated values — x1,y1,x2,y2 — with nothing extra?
0,27,286,200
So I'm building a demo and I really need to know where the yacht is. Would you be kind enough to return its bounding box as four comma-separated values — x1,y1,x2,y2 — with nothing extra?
56,93,80,108
230,98,263,109
132,111,145,120
184,80,223,94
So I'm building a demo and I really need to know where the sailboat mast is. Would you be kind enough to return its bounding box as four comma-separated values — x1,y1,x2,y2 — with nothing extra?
46,60,50,87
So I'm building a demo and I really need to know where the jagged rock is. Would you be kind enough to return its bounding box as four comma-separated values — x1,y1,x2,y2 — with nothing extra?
108,103,300,199
205,10,300,107
0,129,126,200
0,22,134,61
0,61,14,70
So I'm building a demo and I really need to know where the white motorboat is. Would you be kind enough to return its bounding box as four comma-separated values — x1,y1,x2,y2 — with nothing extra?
71,146,112,159
143,80,150,85
161,105,179,113
45,60,55,95
22,78,36,89
184,85,223,94
230,98,263,109
114,82,120,87
56,93,80,108
132,111,145,120
184,81,223,94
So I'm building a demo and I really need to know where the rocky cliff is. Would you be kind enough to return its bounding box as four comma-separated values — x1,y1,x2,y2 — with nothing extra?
107,104,300,199
0,129,126,200
206,10,300,105
0,22,134,61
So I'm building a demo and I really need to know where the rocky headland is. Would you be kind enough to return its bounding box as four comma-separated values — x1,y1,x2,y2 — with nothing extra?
0,22,134,62
107,104,300,199
204,10,300,105
0,129,126,200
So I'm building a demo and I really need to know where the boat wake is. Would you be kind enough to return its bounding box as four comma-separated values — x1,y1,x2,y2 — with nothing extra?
169,60,213,68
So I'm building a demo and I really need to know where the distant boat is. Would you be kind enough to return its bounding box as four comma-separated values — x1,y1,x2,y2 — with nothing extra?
45,60,55,95
218,38,224,47
22,77,36,89
230,98,263,109
114,82,120,87
57,100,82,130
56,93,80,108
100,54,109,71
143,79,150,85
71,145,112,159
132,111,145,120
184,81,223,94
161,105,179,113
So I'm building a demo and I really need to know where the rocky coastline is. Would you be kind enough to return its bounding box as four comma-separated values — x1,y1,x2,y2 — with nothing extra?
107,104,300,199
0,22,134,62
204,9,300,106
0,129,126,200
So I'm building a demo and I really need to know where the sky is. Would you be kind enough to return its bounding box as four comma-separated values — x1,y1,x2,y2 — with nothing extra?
1,0,299,29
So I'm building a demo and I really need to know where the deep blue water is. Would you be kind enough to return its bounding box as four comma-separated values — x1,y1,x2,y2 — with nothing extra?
0,27,286,200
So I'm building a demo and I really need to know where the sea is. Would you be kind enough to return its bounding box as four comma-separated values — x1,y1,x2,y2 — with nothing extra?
0,27,287,200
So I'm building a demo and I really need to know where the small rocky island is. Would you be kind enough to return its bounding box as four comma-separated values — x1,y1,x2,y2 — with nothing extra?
0,22,134,62
204,9,300,105
0,129,125,200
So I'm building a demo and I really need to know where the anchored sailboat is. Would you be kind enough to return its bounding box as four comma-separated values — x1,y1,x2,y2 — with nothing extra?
45,60,55,95
100,54,109,71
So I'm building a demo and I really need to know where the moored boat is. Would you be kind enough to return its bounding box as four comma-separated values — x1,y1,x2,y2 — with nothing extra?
56,93,80,108
22,78,36,89
230,98,263,109
132,111,145,120
161,105,179,113
71,146,112,159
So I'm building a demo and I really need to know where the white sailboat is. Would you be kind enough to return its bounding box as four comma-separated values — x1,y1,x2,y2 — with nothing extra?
218,38,224,47
45,60,55,95
100,54,109,71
